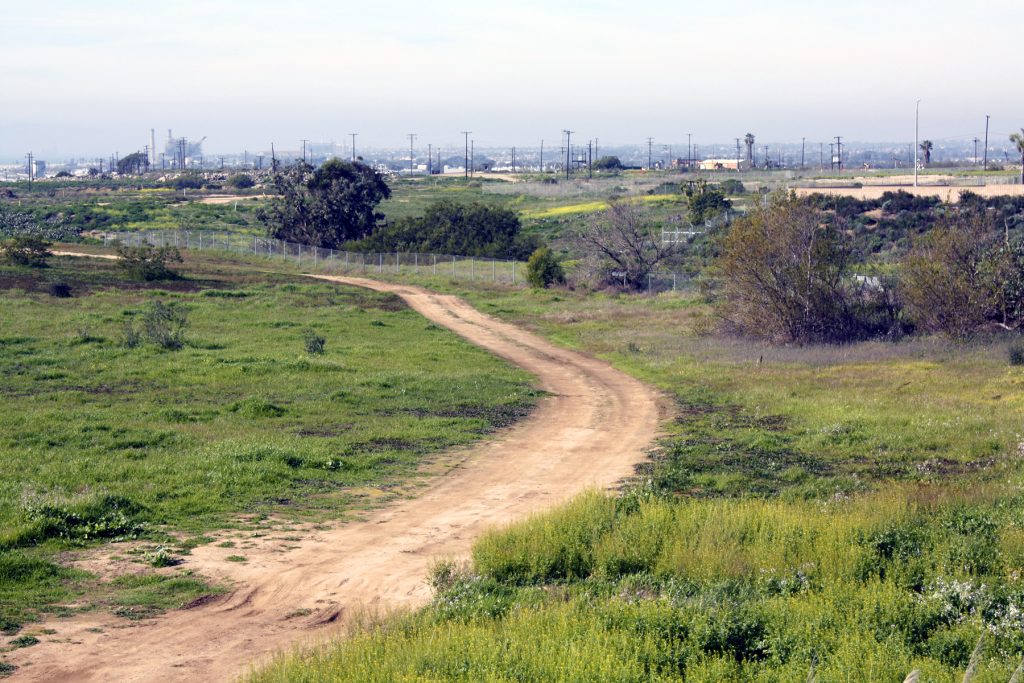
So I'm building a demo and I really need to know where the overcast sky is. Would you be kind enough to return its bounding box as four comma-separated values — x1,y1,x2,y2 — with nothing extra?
2,0,1022,159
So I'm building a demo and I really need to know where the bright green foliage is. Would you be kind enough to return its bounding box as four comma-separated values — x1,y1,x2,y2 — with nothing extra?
0,254,536,629
526,247,565,289
253,283,1024,682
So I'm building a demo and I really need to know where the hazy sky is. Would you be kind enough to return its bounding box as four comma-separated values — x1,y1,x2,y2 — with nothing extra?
2,0,1022,159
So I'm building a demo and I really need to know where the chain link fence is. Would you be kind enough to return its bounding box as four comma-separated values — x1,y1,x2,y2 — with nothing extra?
99,229,694,293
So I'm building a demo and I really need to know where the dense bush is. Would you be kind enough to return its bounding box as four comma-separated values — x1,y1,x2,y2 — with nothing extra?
229,173,255,189
114,243,182,281
526,247,565,288
718,194,860,343
900,210,1024,337
261,160,391,248
1,235,51,267
355,200,539,260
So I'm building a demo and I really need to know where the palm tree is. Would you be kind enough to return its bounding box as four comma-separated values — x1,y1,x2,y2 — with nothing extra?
744,133,755,167
919,140,933,166
1011,129,1024,184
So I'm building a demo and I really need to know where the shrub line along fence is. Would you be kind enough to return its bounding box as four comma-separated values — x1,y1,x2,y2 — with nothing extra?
99,230,694,293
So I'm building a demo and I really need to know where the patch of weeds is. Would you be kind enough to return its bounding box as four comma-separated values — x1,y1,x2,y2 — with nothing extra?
111,572,216,619
230,397,285,419
216,541,235,548
369,320,387,327
8,635,38,648
180,536,214,550
302,329,326,355
146,546,181,568
284,608,312,619
0,662,17,677
224,555,247,563
16,494,145,547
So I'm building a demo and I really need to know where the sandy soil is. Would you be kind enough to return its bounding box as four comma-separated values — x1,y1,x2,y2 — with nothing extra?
197,195,266,205
8,273,664,682
792,183,1024,202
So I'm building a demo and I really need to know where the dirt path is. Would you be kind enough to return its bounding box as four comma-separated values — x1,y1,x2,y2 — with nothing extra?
9,273,664,682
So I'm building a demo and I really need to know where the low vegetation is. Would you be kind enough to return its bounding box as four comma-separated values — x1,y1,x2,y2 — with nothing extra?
0,253,537,633
253,284,1024,681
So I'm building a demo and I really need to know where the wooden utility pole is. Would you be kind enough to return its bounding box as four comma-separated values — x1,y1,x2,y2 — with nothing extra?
407,133,416,174
984,115,990,170
564,130,574,179
461,131,471,178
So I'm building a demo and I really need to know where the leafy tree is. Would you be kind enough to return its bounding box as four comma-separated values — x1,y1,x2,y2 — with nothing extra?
2,235,51,267
115,243,183,281
261,160,390,248
356,200,538,259
1010,129,1024,185
54,170,73,179
116,152,148,175
229,173,255,189
575,200,679,290
717,193,856,344
919,140,933,166
526,247,565,288
685,179,732,223
592,156,624,171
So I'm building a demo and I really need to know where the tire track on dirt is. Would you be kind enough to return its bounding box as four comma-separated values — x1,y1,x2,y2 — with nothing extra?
10,269,664,682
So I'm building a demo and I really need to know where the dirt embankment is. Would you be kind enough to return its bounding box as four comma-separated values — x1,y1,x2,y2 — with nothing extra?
9,273,664,682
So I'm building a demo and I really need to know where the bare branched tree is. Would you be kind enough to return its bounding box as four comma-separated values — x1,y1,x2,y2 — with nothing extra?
574,200,679,290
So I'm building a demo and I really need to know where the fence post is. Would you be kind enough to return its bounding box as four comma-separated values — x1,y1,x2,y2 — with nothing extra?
452,255,456,276
415,253,418,274
254,235,258,255
648,274,652,293
672,273,676,291
512,260,516,284
492,259,495,282
379,253,382,273
199,232,203,250
433,254,436,275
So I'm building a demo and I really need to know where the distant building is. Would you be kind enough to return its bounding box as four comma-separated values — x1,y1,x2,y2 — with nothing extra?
697,159,745,171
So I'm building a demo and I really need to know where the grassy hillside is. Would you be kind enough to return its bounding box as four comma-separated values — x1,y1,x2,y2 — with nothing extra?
254,287,1024,681
0,253,537,638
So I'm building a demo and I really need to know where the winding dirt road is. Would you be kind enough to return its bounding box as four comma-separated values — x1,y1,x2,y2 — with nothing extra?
9,273,663,682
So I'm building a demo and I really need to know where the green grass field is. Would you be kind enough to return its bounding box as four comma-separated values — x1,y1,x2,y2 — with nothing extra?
253,284,1024,681
0,253,537,639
